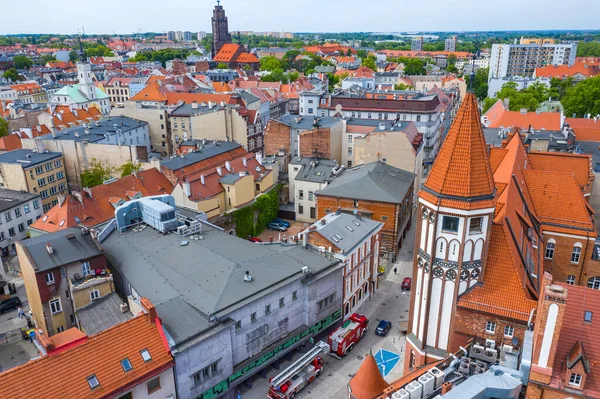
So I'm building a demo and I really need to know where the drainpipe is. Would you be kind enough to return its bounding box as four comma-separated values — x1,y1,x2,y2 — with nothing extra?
527,308,536,330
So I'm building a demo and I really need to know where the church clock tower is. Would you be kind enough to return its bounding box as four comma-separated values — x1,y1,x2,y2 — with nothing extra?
211,0,232,58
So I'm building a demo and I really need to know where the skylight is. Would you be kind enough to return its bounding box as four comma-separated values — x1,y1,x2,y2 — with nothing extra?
86,375,99,389
584,311,593,322
345,226,354,232
352,220,360,226
331,236,339,243
141,349,152,362
121,358,132,372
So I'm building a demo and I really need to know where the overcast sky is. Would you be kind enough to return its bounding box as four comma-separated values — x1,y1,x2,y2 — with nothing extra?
2,0,599,35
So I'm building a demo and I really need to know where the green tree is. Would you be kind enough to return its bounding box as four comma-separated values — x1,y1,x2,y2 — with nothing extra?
260,56,281,71
394,83,410,90
39,54,57,64
119,161,142,178
216,62,228,69
85,45,114,57
577,41,600,57
12,55,32,70
357,49,368,59
447,64,458,73
404,59,426,75
447,54,457,66
362,57,377,71
288,71,299,82
562,76,600,117
0,118,9,137
471,67,490,100
346,48,352,56
3,68,22,82
81,159,113,188
69,50,80,63
261,68,288,83
549,77,575,100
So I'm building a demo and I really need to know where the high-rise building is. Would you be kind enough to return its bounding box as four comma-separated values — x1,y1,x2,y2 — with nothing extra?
444,35,457,52
175,31,184,41
167,31,175,41
520,37,556,45
197,31,207,41
211,1,232,57
411,36,423,52
489,42,577,79
183,31,192,41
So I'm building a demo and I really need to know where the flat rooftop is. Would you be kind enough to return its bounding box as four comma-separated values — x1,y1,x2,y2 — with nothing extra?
39,116,147,143
0,149,62,168
0,189,39,213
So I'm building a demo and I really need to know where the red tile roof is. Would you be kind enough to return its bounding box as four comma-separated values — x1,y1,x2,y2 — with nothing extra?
0,313,173,399
348,354,388,399
237,52,260,64
528,152,594,191
535,63,594,79
566,117,600,141
214,43,241,63
422,93,495,209
483,100,561,130
0,134,22,151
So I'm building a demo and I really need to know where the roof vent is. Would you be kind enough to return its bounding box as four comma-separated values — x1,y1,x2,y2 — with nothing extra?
66,233,76,240
244,271,253,282
46,244,54,254
320,219,327,226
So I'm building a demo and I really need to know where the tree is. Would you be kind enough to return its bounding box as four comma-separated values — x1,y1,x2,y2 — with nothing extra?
216,62,228,69
362,57,377,71
261,68,288,83
85,45,114,57
471,67,490,100
12,55,32,70
119,161,142,178
260,56,281,71
357,49,368,60
81,159,113,188
562,76,600,117
403,59,426,75
447,54,457,67
39,54,57,65
69,50,80,63
446,64,458,73
3,68,22,82
394,83,410,90
288,71,299,82
0,118,9,138
549,77,575,100
346,48,352,56
577,41,600,57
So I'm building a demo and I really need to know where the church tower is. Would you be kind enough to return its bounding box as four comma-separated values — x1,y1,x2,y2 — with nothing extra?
76,34,96,101
405,93,496,371
211,0,232,58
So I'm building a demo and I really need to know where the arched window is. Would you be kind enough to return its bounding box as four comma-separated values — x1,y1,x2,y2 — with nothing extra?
571,243,582,264
345,302,350,315
566,275,576,285
358,289,362,301
545,239,556,260
588,277,600,290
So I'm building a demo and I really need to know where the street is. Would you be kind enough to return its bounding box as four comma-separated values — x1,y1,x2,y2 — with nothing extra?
239,221,415,399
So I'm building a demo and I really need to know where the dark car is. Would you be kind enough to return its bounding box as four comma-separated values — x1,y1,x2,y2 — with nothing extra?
401,277,412,290
249,237,262,243
272,218,291,228
0,297,22,314
375,320,392,336
268,222,287,232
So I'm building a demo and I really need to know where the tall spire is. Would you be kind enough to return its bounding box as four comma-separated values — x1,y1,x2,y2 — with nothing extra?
421,93,495,207
348,354,388,399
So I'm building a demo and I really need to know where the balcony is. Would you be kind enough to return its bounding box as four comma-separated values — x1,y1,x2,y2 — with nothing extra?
69,268,113,291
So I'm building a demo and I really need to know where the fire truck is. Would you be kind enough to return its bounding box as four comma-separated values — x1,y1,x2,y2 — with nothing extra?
267,341,329,399
327,313,369,357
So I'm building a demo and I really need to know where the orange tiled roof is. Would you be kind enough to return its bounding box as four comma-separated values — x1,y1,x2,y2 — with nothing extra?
484,100,561,130
566,117,600,141
0,134,22,151
212,81,232,93
422,93,495,208
214,43,241,63
237,52,259,64
348,354,388,399
129,82,168,102
535,62,591,78
528,152,593,190
0,313,173,399
50,106,103,130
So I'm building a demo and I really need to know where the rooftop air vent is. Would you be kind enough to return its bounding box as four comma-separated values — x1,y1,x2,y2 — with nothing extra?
244,271,253,282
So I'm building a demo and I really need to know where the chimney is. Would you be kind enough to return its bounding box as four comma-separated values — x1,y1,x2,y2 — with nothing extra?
200,174,205,185
256,153,263,165
35,138,45,154
191,101,199,109
140,297,157,324
46,244,54,255
225,160,231,172
57,194,66,207
242,157,247,167
441,382,452,395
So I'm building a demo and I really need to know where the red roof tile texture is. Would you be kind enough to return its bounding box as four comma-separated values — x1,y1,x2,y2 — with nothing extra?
528,152,593,190
566,117,600,142
348,354,388,399
484,100,561,130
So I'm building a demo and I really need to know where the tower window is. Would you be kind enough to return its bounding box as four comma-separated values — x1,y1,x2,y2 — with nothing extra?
469,217,483,234
442,216,459,233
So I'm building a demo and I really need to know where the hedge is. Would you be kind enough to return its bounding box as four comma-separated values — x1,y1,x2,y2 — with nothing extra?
233,184,282,237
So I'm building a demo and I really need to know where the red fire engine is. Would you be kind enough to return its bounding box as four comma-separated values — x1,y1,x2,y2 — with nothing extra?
327,313,368,357
268,341,329,399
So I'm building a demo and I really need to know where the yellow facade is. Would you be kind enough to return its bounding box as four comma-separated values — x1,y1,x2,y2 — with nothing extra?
71,278,114,311
17,242,48,334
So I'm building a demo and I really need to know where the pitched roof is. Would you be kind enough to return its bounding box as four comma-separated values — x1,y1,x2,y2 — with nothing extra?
237,52,260,64
528,152,593,190
213,43,241,63
0,134,22,151
422,93,495,209
0,314,173,399
483,99,561,130
566,117,600,141
348,354,388,399
535,63,592,78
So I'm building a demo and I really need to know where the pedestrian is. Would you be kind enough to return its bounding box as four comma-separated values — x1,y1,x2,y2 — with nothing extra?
17,307,22,318
393,267,398,275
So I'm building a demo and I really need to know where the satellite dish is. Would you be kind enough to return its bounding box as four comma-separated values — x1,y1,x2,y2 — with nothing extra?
511,337,519,346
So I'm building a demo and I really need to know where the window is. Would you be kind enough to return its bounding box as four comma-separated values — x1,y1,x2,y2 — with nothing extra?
40,190,49,199
569,373,582,386
49,185,57,195
0,232,4,241
8,227,14,237
545,240,555,259
50,298,62,313
57,326,65,333
251,312,257,323
469,217,483,234
35,166,44,174
485,321,496,334
87,375,99,389
235,320,241,330
265,304,271,315
381,215,388,221
90,290,100,302
504,325,514,337
121,358,133,372
37,178,46,187
571,245,582,264
588,277,600,290
4,212,11,222
566,275,576,285
57,171,64,180
308,191,314,201
348,135,353,143
24,204,30,214
18,223,24,233
43,203,51,212
353,199,359,207
298,190,304,200
279,298,285,308
33,200,39,209
442,216,459,233
58,183,66,191
54,160,62,168
298,204,303,215
292,291,297,301
347,147,353,156
15,208,21,218
82,261,91,276
140,349,152,362
147,377,161,394
47,174,55,183
584,311,593,323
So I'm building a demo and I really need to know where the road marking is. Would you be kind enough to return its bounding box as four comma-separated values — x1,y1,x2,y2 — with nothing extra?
374,348,402,378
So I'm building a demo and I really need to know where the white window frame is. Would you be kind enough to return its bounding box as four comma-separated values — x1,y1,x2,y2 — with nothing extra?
485,321,496,334
503,325,514,337
90,290,100,302
50,297,62,314
82,261,92,276
545,240,555,259
571,244,582,264
588,276,600,290
566,275,576,285
569,373,582,387
45,272,55,285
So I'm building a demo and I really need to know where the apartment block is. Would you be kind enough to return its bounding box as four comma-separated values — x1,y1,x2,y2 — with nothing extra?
489,42,577,79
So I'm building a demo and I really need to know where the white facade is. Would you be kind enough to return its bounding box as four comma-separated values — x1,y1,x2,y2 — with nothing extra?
341,77,375,91
96,124,152,153
77,62,96,101
299,92,322,116
288,159,336,223
456,58,489,70
119,367,176,399
489,43,577,80
0,191,43,257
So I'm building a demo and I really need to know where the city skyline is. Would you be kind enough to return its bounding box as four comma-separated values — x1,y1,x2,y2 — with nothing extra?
1,0,599,35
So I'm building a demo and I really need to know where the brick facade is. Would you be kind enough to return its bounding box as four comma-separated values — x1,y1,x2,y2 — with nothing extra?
264,120,291,156
542,234,600,288
298,128,333,159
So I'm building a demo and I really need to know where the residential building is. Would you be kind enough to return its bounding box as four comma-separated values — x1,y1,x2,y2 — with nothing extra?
566,117,600,142
0,189,43,257
104,77,147,105
11,82,48,104
411,36,423,52
0,307,176,399
264,115,343,164
197,31,207,41
49,61,110,115
29,168,173,235
0,149,67,212
351,120,424,190
489,43,577,79
316,161,414,257
534,62,600,81
300,212,383,317
175,31,184,41
38,105,103,132
211,2,232,57
445,36,457,52
100,195,344,399
163,141,276,218
520,37,556,45
183,31,193,41
167,31,175,41
288,157,337,222
18,227,113,336
482,99,562,130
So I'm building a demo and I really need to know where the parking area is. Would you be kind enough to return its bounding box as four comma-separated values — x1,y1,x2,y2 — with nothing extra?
254,219,308,243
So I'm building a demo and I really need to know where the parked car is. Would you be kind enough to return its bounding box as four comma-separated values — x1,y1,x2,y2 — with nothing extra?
401,277,412,290
272,218,291,228
268,222,287,232
0,297,22,314
375,320,392,336
249,237,262,243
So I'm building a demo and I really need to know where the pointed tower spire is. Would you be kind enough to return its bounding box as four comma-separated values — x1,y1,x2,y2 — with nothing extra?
348,354,388,399
421,92,495,210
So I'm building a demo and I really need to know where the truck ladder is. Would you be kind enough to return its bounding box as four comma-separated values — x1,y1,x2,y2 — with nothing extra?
270,341,330,389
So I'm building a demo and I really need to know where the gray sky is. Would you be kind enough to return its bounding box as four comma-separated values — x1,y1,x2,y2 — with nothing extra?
2,0,599,35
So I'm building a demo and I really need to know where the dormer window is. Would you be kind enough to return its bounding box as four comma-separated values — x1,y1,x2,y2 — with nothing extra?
569,373,582,387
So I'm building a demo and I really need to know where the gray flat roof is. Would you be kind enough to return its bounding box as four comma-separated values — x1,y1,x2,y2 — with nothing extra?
0,149,62,168
170,102,235,117
346,118,413,132
311,212,383,254
0,189,39,213
161,141,241,170
219,173,243,185
277,115,341,130
39,116,147,143
101,223,338,343
316,161,415,204
20,228,104,272
76,292,132,335
290,157,338,183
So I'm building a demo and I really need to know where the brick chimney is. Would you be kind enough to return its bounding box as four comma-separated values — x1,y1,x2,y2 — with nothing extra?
140,297,157,325
441,382,452,395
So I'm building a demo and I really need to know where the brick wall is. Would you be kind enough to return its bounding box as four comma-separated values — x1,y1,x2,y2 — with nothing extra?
542,233,600,288
264,120,291,156
299,127,332,159
306,231,341,253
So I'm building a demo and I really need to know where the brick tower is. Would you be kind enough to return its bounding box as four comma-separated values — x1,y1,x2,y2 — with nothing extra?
405,93,496,371
211,0,232,58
